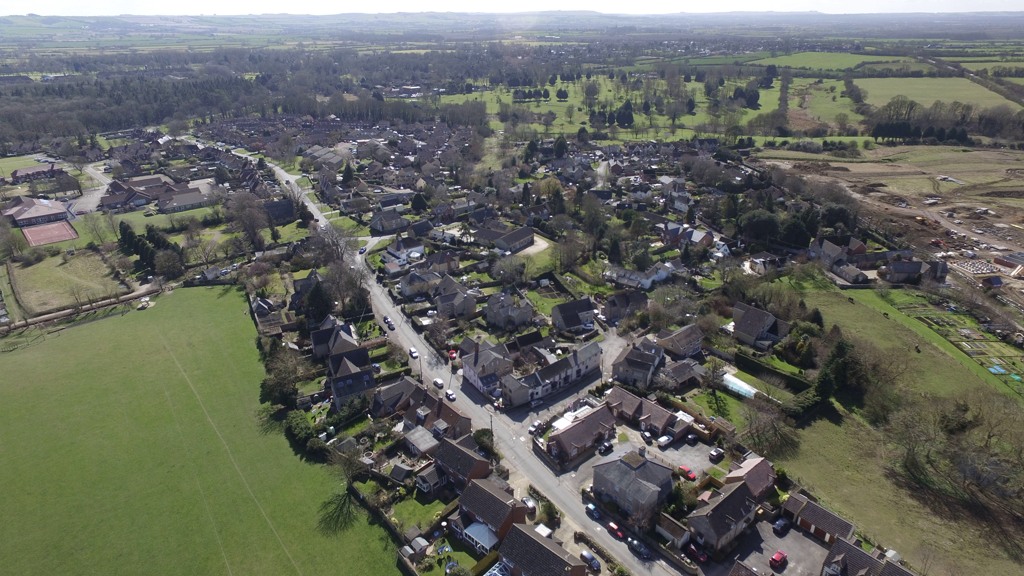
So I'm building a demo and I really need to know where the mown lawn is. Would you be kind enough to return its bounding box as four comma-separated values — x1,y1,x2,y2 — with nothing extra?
854,77,1015,109
0,287,398,576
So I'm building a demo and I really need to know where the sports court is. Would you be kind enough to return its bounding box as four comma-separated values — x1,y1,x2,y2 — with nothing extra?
21,221,79,246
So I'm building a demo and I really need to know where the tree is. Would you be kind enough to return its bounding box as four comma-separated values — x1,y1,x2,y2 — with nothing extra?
80,213,109,245
304,282,333,323
738,209,781,243
553,135,568,159
155,249,184,279
341,162,354,185
317,491,359,535
226,192,269,252
742,398,800,457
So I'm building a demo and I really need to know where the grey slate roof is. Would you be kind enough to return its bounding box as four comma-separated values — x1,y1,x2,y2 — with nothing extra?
784,493,855,541
498,524,585,576
459,479,522,531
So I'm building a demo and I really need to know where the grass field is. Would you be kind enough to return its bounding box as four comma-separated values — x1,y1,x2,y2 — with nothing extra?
788,78,864,130
0,288,398,576
750,52,914,70
10,251,126,315
772,278,1021,575
0,154,42,177
854,77,1016,109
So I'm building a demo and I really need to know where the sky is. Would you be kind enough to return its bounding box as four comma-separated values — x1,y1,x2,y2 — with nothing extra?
6,1,1023,17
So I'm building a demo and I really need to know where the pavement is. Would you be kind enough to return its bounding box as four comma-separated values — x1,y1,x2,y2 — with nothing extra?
72,162,112,213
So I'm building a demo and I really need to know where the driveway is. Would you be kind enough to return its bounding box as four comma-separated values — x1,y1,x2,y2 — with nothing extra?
702,519,831,576
72,162,113,213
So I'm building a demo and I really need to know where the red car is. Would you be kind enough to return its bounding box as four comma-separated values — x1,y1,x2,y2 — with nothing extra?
448,350,458,361
678,465,696,481
770,550,788,569
685,543,708,564
606,521,624,539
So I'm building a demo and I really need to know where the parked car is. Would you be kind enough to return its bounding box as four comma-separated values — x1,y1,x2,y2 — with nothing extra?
387,322,395,331
678,465,696,481
371,363,381,373
382,316,392,324
772,517,791,536
708,447,725,462
580,550,601,572
521,497,537,515
657,435,673,448
528,420,542,435
432,378,445,389
685,433,699,445
641,431,653,445
685,543,708,564
585,503,601,520
358,246,367,254
770,550,788,569
409,347,419,359
606,521,624,539
597,441,613,455
445,389,456,401
626,538,651,560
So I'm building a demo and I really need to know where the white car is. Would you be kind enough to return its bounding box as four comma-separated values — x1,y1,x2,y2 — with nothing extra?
432,378,445,389
409,347,419,359
445,389,456,401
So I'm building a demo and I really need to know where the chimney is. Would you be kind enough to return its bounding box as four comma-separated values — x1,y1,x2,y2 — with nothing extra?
475,339,480,357
638,446,646,458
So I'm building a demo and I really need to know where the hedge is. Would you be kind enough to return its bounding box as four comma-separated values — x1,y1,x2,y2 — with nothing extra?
734,350,812,393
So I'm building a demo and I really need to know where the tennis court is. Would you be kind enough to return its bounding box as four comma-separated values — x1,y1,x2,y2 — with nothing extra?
21,221,78,246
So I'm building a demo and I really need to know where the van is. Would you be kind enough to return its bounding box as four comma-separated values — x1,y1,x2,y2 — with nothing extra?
657,435,673,448
530,398,544,409
580,550,600,572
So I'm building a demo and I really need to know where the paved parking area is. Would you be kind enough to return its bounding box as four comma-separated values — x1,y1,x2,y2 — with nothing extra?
703,519,831,576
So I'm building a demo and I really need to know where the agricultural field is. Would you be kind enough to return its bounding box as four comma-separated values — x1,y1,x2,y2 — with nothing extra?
750,51,914,71
778,279,1022,576
854,77,1017,109
9,251,127,316
787,78,864,132
953,59,1024,72
0,288,398,576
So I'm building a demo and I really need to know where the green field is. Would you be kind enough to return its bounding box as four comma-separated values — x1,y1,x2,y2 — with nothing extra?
788,78,865,129
10,251,127,315
0,154,43,177
854,77,1017,109
750,52,913,70
0,288,398,576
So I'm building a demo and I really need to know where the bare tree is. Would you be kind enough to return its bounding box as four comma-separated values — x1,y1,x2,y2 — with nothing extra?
80,213,108,244
742,397,800,458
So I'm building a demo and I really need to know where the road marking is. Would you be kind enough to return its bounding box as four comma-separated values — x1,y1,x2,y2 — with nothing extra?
160,336,303,576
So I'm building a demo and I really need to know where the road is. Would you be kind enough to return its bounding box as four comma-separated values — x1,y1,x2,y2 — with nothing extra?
231,150,328,224
360,254,675,576
71,162,112,213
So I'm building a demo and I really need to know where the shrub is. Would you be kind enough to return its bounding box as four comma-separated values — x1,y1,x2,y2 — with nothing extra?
782,388,821,419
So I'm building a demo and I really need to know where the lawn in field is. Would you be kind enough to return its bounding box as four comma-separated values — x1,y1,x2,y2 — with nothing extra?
0,154,42,177
10,251,127,316
854,77,1016,109
750,52,914,71
788,78,864,130
0,287,398,576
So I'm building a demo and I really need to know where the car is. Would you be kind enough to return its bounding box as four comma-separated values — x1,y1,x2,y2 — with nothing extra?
657,435,673,448
445,389,456,401
626,538,651,560
606,521,624,539
773,517,791,536
383,316,392,324
358,247,367,254
527,420,542,435
678,465,696,482
387,322,395,331
597,441,613,455
427,310,437,317
580,550,601,572
585,503,601,520
770,550,788,569
521,497,537,515
709,447,725,462
448,350,458,361
685,543,708,564
371,363,381,373
432,378,445,389
641,431,653,445
685,433,699,445
409,347,419,359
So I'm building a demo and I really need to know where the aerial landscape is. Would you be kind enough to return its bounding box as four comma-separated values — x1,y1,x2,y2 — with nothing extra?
3,6,1024,576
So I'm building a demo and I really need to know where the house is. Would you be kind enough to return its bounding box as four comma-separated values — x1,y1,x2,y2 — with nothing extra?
327,357,375,405
834,264,869,285
605,263,672,290
593,449,674,528
656,324,705,360
498,523,586,576
448,479,528,554
404,425,440,458
656,359,705,390
726,561,762,576
263,198,296,224
387,235,425,261
731,302,789,349
401,387,473,441
747,252,785,276
419,250,460,275
551,297,597,332
503,341,602,408
369,210,410,235
821,538,919,576
433,275,477,318
400,270,442,298
495,226,535,254
545,404,616,465
157,190,212,213
415,463,445,494
485,292,535,331
2,197,70,227
611,338,664,388
289,269,324,312
982,275,1003,290
603,291,648,325
604,387,678,437
656,514,690,549
370,376,420,418
724,456,776,501
462,340,514,397
434,435,492,491
687,482,758,555
782,493,855,545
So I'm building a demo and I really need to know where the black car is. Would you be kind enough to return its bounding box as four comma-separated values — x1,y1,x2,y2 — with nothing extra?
598,441,613,455
627,537,652,560
773,517,791,536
